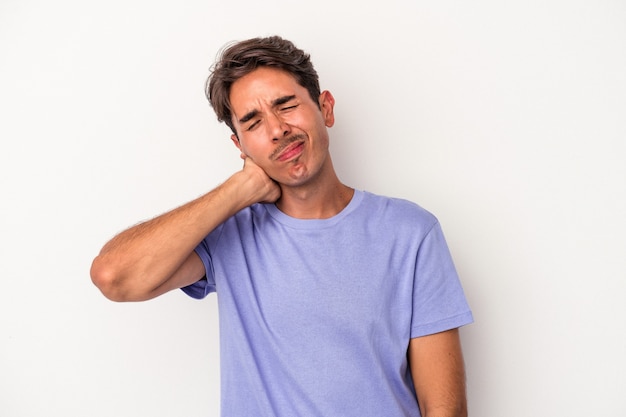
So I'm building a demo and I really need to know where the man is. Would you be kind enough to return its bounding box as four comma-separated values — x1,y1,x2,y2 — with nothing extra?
91,35,473,416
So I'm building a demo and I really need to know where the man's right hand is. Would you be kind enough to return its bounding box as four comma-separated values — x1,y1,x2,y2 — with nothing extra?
236,153,281,205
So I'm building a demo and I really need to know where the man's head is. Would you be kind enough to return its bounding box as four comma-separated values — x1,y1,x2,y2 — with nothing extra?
206,36,321,135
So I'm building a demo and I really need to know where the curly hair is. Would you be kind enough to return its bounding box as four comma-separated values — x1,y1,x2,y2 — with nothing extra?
205,36,321,135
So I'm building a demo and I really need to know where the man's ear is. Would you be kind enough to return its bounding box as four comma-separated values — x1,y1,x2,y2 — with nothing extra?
319,90,335,127
231,133,242,151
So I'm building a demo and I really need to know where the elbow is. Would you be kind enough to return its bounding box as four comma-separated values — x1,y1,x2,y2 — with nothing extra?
90,256,133,302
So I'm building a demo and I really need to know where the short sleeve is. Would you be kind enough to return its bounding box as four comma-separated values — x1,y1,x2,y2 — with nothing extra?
410,222,473,337
180,238,217,299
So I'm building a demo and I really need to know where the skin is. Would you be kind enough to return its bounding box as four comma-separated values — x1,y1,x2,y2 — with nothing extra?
90,66,467,416
409,329,468,417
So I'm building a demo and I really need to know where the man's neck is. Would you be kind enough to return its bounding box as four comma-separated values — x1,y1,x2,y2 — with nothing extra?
275,177,354,220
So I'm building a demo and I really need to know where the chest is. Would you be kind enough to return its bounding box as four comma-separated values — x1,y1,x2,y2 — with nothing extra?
213,224,418,341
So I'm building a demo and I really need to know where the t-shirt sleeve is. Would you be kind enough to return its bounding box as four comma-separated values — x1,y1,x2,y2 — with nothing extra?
410,221,473,337
180,238,217,299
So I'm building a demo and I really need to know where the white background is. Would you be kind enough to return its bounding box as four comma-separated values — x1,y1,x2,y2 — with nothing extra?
1,1,625,416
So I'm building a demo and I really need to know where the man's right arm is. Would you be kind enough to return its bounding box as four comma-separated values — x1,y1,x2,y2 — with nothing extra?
90,158,280,302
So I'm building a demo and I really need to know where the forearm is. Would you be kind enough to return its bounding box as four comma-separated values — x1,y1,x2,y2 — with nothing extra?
90,172,258,301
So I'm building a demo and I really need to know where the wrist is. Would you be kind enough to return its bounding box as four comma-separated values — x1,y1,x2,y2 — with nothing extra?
223,171,264,208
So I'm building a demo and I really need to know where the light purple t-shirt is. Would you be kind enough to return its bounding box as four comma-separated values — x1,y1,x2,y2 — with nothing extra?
183,190,473,416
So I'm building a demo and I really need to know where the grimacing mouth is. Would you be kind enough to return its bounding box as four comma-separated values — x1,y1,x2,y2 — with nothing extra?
271,134,306,160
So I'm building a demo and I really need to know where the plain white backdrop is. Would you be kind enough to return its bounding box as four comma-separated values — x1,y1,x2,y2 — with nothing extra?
1,1,625,416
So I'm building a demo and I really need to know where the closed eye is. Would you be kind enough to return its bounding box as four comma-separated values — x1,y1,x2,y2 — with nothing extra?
246,120,260,131
273,95,297,109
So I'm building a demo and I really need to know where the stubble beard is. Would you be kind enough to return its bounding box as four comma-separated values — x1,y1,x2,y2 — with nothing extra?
269,133,307,161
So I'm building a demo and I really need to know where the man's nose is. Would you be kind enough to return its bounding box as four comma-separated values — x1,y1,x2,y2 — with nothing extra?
268,112,290,141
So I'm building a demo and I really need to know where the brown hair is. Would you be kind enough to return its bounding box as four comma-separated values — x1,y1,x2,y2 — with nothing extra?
205,36,321,134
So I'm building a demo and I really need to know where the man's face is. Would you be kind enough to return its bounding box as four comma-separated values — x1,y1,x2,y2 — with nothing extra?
229,67,335,187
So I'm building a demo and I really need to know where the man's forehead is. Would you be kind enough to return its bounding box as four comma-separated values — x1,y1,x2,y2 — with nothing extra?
230,72,302,112
232,67,299,96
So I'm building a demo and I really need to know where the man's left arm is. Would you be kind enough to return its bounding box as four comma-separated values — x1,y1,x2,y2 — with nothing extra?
408,328,468,417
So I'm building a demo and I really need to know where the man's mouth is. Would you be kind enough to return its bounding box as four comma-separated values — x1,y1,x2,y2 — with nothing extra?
272,135,306,161
276,141,304,162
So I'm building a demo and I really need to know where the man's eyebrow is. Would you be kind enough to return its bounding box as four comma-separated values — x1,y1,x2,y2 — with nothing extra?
239,109,258,124
238,95,297,124
273,95,296,107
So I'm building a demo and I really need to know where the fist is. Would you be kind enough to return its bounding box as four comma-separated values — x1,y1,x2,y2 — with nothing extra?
240,154,281,204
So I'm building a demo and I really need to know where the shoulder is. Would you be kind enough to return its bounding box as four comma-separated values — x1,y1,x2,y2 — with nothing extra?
203,204,271,244
226,203,272,224
359,190,438,229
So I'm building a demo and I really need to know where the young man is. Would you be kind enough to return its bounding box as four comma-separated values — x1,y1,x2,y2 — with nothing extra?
91,36,473,417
